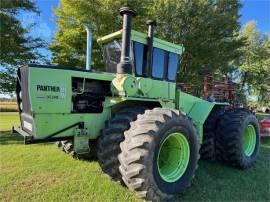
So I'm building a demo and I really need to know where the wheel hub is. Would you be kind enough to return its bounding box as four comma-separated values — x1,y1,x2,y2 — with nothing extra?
157,132,190,183
243,124,256,156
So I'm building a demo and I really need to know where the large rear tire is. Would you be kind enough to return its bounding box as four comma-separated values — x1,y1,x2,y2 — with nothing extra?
200,106,225,161
216,108,260,169
119,108,200,201
97,107,146,181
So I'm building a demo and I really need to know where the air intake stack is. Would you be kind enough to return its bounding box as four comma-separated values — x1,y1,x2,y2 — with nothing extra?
117,7,136,74
85,25,95,71
145,20,156,77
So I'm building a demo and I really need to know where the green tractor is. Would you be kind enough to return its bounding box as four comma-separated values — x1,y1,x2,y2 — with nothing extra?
15,7,260,201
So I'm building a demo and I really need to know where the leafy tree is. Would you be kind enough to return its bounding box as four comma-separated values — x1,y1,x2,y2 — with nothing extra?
0,0,45,94
152,0,245,84
239,21,270,105
51,0,244,84
50,0,149,68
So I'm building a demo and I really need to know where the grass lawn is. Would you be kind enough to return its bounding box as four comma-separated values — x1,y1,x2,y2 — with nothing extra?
0,113,269,201
0,112,19,131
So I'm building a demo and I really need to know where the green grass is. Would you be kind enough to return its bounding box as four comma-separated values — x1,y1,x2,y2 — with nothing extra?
0,113,270,201
0,112,19,131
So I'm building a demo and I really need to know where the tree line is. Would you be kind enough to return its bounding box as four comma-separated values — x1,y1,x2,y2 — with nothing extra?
0,0,269,105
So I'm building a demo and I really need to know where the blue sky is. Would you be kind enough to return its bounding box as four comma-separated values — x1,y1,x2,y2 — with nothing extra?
241,0,270,33
22,0,269,59
1,0,269,98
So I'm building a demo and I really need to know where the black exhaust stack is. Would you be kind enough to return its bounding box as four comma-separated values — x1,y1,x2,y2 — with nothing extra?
145,20,156,77
117,7,136,74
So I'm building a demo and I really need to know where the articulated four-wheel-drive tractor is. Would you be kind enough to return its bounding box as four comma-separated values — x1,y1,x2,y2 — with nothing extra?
15,7,260,201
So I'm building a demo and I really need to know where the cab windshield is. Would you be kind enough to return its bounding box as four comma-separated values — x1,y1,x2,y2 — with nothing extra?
103,40,122,73
102,40,179,82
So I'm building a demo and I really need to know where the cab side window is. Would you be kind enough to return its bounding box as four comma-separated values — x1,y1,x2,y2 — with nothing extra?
152,48,165,79
133,42,145,76
167,53,179,81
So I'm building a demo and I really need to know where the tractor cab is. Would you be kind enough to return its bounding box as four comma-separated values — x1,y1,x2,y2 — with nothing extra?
98,30,184,82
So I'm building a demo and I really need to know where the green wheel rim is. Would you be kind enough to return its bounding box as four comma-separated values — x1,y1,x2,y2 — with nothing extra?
157,132,190,183
243,124,256,156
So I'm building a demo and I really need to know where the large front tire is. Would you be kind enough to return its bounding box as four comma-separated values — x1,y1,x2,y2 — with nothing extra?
216,108,260,169
97,107,146,181
119,108,200,201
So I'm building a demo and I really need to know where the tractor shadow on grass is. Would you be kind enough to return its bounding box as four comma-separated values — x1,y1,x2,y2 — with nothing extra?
1,131,269,201
0,131,24,145
0,131,62,147
180,138,270,202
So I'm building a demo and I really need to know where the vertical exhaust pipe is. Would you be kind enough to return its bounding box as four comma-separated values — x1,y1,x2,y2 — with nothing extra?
85,25,93,71
117,7,136,74
145,20,156,77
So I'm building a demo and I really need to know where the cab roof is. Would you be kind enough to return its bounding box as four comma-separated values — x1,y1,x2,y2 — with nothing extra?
97,30,184,55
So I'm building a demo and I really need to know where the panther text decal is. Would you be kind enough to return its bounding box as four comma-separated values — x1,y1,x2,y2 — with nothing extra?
37,85,60,92
36,85,66,99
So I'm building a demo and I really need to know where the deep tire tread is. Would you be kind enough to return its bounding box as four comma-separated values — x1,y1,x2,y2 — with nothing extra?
216,108,260,169
119,108,200,201
200,107,225,160
97,106,146,181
